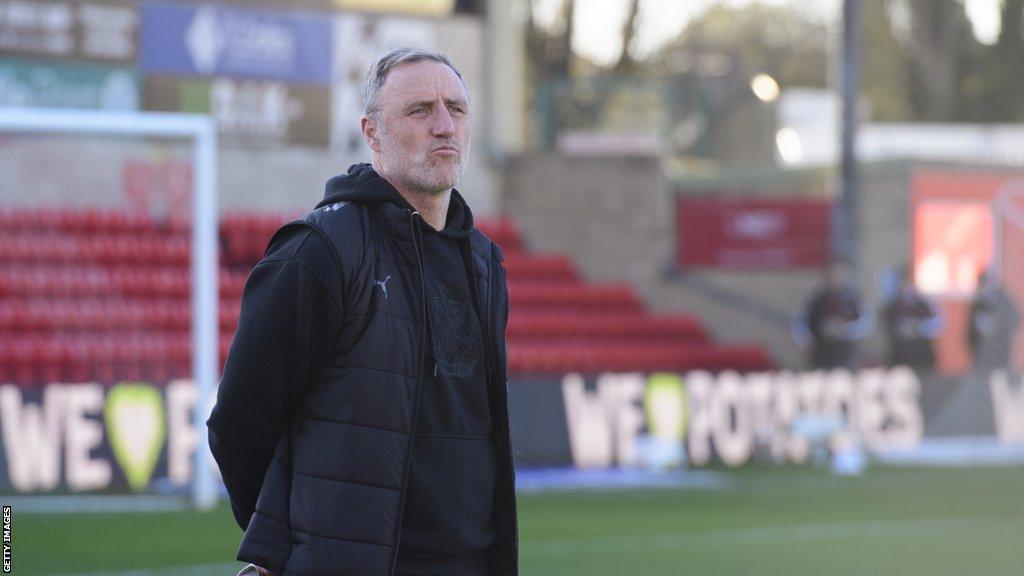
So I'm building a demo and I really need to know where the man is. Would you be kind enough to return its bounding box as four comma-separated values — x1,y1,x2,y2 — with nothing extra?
207,48,518,576
791,262,872,370
881,266,942,370
968,270,1021,376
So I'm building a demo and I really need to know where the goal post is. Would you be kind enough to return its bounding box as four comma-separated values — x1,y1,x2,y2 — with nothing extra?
0,107,220,510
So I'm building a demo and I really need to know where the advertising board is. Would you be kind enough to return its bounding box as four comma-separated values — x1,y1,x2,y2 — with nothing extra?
0,381,202,493
140,1,331,85
512,368,926,469
0,57,138,110
676,198,831,269
0,0,137,63
5,368,1022,493
145,74,330,147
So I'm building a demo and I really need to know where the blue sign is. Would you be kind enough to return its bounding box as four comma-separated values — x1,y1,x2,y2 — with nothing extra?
140,2,332,85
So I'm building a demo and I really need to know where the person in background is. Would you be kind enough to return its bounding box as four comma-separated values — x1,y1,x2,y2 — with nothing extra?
881,266,943,371
792,262,872,370
968,270,1021,376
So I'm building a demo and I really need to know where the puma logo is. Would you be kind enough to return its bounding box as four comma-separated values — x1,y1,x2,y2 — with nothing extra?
373,275,392,299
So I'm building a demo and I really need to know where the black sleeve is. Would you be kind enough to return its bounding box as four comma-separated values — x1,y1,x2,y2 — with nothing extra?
207,227,343,530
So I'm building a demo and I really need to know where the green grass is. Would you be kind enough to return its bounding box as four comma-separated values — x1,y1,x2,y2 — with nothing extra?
9,466,1024,576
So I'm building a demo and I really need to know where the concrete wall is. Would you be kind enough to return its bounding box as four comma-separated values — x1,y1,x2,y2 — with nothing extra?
502,154,674,283
855,163,915,363
0,136,337,214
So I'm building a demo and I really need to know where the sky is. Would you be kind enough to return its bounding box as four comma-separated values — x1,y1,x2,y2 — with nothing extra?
534,0,1004,67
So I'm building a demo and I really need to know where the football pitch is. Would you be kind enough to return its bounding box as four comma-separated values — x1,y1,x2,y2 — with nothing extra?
9,465,1024,576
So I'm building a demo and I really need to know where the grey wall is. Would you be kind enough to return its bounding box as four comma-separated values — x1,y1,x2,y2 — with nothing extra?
502,154,674,283
855,163,914,363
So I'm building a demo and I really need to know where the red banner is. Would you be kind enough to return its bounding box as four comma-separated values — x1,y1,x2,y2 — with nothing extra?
676,198,831,268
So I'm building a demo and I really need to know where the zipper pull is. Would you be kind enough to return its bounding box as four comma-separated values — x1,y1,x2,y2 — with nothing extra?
433,362,438,378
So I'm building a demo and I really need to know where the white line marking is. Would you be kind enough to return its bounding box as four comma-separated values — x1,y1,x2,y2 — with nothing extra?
521,515,1024,556
5,496,190,515
42,561,242,576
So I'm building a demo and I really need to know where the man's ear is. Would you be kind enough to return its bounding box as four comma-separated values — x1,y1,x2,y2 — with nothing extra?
361,115,381,153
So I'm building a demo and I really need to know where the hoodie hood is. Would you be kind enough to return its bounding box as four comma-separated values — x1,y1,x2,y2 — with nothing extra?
318,163,473,239
319,163,401,207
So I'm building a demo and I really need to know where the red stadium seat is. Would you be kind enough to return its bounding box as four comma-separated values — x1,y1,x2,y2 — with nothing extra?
502,253,578,282
507,312,708,345
508,282,641,313
0,209,772,384
476,217,524,254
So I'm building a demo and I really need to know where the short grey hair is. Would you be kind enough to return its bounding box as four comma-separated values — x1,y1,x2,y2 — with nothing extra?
361,47,467,118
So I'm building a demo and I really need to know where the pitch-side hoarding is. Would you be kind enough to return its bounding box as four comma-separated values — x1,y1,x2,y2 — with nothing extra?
1,368,1022,493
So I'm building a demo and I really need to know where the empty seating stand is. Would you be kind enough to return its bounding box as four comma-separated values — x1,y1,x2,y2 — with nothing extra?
0,208,772,386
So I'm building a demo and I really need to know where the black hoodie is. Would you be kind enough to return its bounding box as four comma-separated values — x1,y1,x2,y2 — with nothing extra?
328,168,499,574
213,164,500,576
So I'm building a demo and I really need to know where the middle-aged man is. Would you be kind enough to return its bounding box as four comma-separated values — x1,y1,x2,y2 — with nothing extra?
207,47,518,576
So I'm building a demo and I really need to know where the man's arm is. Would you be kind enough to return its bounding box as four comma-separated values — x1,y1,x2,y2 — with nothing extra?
207,228,344,530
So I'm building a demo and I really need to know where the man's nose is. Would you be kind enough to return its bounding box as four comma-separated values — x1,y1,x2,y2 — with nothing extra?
430,107,455,137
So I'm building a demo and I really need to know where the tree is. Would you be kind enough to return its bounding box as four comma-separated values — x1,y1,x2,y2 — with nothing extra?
524,0,652,147
983,0,1024,121
522,0,1023,154
640,3,834,161
613,0,641,74
525,0,576,83
648,3,830,89
860,0,912,121
904,0,979,120
897,0,1024,123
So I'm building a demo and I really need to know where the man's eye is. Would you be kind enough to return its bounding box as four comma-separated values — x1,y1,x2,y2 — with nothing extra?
411,107,429,115
449,105,466,115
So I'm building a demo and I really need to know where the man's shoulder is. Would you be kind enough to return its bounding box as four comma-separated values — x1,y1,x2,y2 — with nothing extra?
293,200,377,247
468,227,503,264
302,200,365,229
263,201,373,274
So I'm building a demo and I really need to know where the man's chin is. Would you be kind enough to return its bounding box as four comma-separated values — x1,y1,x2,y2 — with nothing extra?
419,169,463,193
426,181,458,194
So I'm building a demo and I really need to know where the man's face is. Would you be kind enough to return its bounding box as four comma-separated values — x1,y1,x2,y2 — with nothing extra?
363,60,471,195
